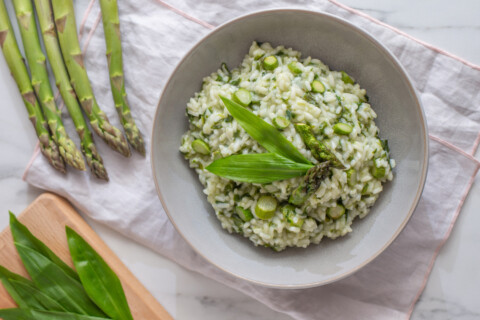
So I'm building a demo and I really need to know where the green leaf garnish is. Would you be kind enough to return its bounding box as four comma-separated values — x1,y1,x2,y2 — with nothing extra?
220,96,310,164
206,153,313,183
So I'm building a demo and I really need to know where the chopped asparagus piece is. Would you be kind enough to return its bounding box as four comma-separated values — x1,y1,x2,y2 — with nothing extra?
235,206,253,222
255,195,277,220
272,116,290,130
333,123,353,135
263,56,278,70
192,139,210,155
327,204,346,219
281,204,304,228
346,168,357,187
371,161,386,179
233,88,252,107
311,80,325,93
288,61,302,74
361,183,369,195
341,71,355,84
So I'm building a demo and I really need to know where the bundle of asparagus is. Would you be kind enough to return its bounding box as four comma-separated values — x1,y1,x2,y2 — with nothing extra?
0,0,144,180
34,0,108,180
12,0,85,171
51,0,131,158
0,0,65,173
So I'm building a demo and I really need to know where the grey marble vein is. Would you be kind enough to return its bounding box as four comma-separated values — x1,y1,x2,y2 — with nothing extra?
415,297,480,320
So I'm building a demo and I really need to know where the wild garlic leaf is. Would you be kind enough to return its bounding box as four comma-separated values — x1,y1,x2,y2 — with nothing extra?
220,96,311,164
9,212,79,281
66,227,133,320
0,308,112,320
206,153,313,183
14,243,106,317
0,265,34,308
4,278,66,312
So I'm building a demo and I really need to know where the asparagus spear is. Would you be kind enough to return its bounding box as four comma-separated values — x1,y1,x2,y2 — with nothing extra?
33,0,108,180
289,161,330,206
0,0,65,173
99,0,145,156
12,0,85,171
294,123,345,169
51,0,131,157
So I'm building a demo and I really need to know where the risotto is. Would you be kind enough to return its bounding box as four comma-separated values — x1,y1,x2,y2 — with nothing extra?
180,42,394,251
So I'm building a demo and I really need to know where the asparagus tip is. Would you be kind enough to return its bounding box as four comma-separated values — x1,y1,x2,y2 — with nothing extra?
59,138,86,171
84,144,109,181
125,129,146,156
41,139,66,173
92,163,109,181
91,120,131,157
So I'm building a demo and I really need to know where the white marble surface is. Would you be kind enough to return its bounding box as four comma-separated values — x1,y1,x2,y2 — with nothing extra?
1,0,479,319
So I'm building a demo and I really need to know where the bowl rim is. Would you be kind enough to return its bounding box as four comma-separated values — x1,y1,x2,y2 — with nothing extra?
151,8,429,289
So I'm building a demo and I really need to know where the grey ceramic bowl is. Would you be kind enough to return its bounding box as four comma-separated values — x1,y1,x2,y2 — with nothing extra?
151,9,428,288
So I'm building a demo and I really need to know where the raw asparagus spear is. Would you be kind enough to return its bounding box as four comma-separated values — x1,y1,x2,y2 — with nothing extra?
289,161,331,206
12,0,85,171
33,0,108,180
99,0,145,155
51,0,131,157
294,123,345,169
0,0,65,173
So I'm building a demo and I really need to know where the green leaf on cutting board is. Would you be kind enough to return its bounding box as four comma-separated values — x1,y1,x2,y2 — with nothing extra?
0,308,31,320
9,212,79,281
14,243,107,317
66,227,134,320
9,278,66,311
1,265,65,311
0,308,112,320
0,265,34,308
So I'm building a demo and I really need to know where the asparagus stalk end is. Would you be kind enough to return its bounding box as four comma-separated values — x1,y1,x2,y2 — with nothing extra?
35,0,109,178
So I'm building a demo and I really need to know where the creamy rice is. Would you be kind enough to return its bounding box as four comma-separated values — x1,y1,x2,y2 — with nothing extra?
180,42,394,251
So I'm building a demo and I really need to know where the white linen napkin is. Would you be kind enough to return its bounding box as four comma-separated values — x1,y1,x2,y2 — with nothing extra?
23,1,480,319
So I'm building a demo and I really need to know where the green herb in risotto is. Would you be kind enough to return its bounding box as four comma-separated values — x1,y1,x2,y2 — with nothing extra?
180,42,395,251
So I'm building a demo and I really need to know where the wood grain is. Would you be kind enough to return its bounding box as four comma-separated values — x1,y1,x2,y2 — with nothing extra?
0,193,172,320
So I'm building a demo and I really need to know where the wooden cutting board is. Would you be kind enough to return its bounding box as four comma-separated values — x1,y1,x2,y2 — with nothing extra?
0,193,172,320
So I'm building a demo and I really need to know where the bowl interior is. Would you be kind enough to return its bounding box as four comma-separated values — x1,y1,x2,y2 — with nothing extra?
152,10,427,288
